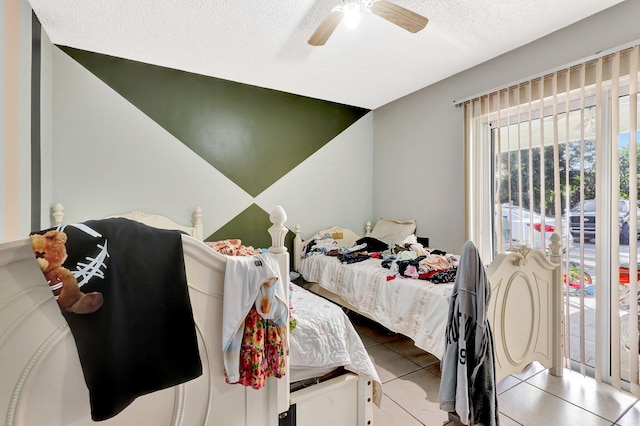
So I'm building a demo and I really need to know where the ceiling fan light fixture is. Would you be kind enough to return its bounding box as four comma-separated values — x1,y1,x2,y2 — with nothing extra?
343,2,361,29
308,0,428,46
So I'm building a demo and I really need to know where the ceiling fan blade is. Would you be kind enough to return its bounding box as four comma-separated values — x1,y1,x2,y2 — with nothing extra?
308,10,344,46
370,0,428,33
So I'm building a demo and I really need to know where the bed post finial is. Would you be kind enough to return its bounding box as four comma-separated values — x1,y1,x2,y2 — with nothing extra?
192,207,204,241
548,231,564,377
267,205,291,413
52,203,65,227
268,206,288,254
549,232,561,261
293,225,302,271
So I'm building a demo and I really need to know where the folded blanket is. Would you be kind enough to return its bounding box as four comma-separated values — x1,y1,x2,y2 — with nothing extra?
31,218,202,421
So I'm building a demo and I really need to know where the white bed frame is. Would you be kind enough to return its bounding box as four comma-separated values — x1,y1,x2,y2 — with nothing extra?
293,224,564,381
0,206,375,426
51,202,206,241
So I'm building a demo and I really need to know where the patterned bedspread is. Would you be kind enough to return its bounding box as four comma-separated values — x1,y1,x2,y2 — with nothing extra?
298,255,454,360
289,283,382,406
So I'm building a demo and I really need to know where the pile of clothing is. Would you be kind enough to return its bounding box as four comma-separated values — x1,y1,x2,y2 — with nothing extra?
380,237,460,283
300,233,339,257
302,233,460,284
208,239,261,256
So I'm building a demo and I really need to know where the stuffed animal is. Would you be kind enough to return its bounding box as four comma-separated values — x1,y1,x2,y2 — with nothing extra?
30,230,104,314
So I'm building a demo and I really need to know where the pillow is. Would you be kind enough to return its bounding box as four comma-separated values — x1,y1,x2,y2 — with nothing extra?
369,218,417,247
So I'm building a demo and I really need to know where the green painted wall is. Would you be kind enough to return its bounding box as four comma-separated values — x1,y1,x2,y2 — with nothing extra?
61,47,369,198
56,46,370,253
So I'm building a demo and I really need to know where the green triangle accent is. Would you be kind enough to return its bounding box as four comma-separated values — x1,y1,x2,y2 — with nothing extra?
61,47,369,197
206,204,295,258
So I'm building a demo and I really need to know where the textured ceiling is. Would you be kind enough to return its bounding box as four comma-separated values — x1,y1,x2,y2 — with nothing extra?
28,0,623,109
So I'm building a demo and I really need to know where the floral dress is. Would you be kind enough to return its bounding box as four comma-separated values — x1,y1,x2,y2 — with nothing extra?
226,307,286,389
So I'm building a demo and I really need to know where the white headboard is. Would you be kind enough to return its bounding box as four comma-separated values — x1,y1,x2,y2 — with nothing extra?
52,203,204,241
292,222,371,271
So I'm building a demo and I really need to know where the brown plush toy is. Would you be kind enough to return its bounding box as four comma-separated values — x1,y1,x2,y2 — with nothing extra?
30,230,104,314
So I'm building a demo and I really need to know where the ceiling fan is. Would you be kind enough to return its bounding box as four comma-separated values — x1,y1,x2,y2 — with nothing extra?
308,0,428,46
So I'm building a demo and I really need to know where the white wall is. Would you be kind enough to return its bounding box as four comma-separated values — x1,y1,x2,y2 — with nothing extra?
373,0,640,253
1,0,35,242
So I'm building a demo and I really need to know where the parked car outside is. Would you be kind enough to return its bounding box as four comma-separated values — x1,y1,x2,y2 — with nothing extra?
500,204,563,250
568,199,640,245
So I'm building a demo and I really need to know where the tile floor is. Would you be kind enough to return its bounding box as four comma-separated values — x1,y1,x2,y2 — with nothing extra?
349,314,640,426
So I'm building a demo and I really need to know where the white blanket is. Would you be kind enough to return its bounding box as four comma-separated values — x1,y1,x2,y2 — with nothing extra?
289,283,382,406
298,255,454,359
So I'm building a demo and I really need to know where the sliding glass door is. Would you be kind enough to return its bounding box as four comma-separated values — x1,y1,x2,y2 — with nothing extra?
465,46,640,394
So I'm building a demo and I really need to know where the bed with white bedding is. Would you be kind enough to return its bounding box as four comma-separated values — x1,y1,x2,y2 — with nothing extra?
294,220,565,383
289,282,379,391
297,253,452,360
294,218,457,360
0,205,379,426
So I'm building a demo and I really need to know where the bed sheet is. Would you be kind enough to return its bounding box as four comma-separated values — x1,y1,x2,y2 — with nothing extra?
298,255,454,360
289,282,382,405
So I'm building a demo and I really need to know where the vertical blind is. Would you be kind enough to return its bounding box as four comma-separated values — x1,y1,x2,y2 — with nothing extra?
463,45,640,394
